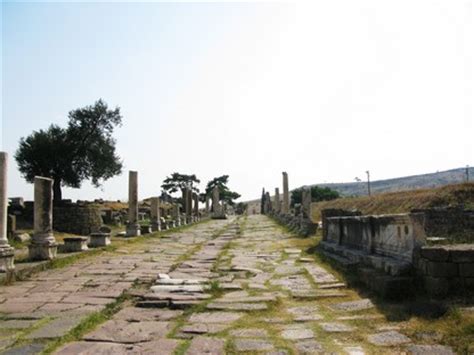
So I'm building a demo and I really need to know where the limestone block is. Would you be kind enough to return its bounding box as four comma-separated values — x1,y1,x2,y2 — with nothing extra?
426,261,458,278
89,233,111,247
63,237,89,252
420,247,449,262
459,263,474,277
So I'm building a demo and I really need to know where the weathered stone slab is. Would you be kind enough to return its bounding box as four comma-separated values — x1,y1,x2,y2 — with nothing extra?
26,316,84,339
367,331,411,346
55,341,131,355
206,302,268,311
229,328,269,337
83,320,171,343
295,340,324,354
1,343,45,355
189,312,243,324
329,299,375,312
320,322,355,333
406,344,455,355
281,328,314,340
180,323,228,334
186,336,225,355
292,290,346,299
114,307,183,321
0,320,37,329
233,339,274,352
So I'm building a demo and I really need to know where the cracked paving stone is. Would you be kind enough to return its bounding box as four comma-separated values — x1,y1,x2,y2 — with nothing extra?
26,316,85,339
0,320,37,329
114,307,183,321
55,339,181,355
367,331,411,346
180,323,229,334
2,343,45,355
83,320,172,343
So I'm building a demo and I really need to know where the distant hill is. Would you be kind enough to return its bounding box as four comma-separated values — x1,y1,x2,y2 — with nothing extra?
311,167,473,197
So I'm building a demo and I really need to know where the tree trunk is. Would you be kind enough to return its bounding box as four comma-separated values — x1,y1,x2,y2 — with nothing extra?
53,178,62,205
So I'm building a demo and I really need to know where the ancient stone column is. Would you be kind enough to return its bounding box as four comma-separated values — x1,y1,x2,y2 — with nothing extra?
193,193,199,218
0,152,14,272
205,196,210,214
28,176,58,260
173,204,181,226
302,187,312,217
186,188,192,222
150,197,161,232
282,172,289,214
126,171,140,237
212,186,220,213
274,187,281,213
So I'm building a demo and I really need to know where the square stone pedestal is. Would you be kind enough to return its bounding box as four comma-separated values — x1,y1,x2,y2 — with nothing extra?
212,213,227,220
168,220,176,229
126,223,141,237
0,246,15,273
140,225,152,235
151,222,161,232
89,233,111,247
63,237,89,252
28,242,58,261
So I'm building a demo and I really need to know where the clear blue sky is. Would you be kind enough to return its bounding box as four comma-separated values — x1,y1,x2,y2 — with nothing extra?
1,1,473,202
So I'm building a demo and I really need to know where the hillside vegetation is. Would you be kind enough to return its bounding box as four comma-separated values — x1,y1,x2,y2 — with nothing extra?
310,182,474,222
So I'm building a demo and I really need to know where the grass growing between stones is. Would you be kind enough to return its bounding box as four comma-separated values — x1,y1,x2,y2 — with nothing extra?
41,293,131,354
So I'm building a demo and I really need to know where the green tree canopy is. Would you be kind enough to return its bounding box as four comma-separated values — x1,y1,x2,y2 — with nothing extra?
290,186,340,207
15,99,123,203
205,175,241,206
161,173,200,195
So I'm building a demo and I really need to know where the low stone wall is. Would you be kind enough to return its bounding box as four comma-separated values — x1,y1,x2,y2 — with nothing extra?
324,213,426,262
416,245,474,296
412,207,474,242
53,205,103,235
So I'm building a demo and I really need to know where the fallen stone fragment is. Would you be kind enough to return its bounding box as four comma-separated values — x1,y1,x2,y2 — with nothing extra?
367,331,411,346
150,285,204,293
233,339,274,352
318,283,346,289
343,345,366,355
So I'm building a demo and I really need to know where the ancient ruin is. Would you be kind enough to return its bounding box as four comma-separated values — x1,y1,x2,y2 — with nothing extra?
126,171,141,237
0,152,14,272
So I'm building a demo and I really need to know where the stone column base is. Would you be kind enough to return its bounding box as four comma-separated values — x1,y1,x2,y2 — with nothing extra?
63,237,89,252
89,233,111,247
126,223,141,237
28,242,57,261
151,222,161,232
0,246,15,272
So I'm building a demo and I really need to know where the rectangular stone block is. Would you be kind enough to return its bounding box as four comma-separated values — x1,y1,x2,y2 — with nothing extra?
420,246,449,262
459,263,474,277
426,261,458,278
63,237,89,252
449,245,474,263
89,233,111,247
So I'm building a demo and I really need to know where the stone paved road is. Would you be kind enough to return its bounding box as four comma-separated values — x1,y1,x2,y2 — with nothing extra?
1,215,455,354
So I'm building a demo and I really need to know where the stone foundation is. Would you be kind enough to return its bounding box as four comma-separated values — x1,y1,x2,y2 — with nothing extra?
28,242,58,261
63,237,89,252
415,244,474,297
0,247,15,272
